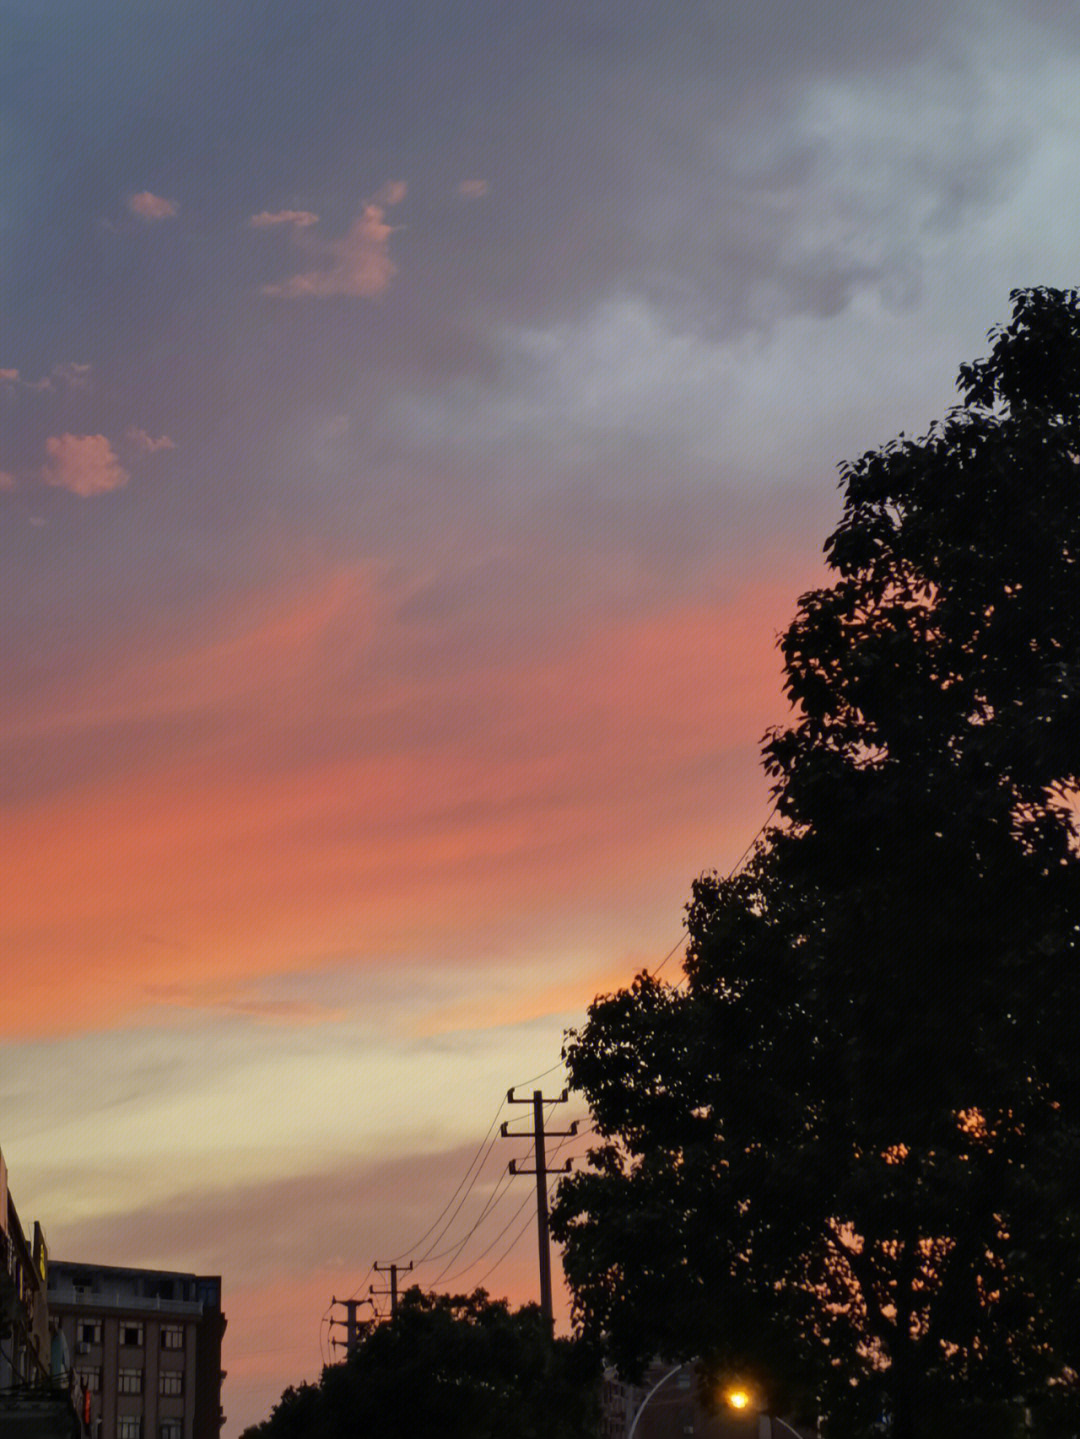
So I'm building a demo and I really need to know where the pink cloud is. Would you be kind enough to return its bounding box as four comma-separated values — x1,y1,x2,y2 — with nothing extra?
374,179,407,206
51,361,93,389
40,434,129,497
1,368,55,393
128,191,179,221
0,562,806,1040
457,179,490,199
140,977,346,1027
0,364,91,393
0,471,16,491
125,427,176,455
249,210,320,229
262,203,400,300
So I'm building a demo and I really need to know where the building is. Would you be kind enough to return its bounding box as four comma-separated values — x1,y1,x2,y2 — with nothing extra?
1,1145,86,1438
48,1262,226,1439
1,1150,51,1392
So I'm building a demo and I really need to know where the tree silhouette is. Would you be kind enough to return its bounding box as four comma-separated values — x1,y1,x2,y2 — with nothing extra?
551,289,1080,1439
240,1287,600,1439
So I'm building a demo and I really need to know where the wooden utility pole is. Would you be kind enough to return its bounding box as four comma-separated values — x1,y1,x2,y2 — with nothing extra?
371,1260,413,1318
503,1087,576,1326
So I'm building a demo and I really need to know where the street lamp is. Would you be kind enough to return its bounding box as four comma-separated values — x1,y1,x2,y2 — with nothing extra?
627,1364,812,1439
758,1417,805,1439
626,1361,690,1439
724,1386,807,1438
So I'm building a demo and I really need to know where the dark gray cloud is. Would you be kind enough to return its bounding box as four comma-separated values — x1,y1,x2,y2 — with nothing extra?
44,1148,490,1283
367,0,1043,340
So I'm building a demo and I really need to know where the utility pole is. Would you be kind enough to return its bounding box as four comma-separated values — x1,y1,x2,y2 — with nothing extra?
503,1087,576,1327
329,1296,373,1354
371,1260,413,1319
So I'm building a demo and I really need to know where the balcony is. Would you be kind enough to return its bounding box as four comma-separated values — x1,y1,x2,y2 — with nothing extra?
48,1285,204,1316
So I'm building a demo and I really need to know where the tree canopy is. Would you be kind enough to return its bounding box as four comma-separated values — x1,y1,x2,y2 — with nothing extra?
550,288,1080,1439
239,1287,601,1439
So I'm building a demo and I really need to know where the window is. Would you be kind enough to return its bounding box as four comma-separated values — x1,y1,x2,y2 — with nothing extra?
160,1424,182,1439
160,1325,184,1350
118,1369,143,1395
117,1420,142,1439
121,1322,144,1347
78,1369,102,1393
159,1370,184,1397
78,1321,102,1346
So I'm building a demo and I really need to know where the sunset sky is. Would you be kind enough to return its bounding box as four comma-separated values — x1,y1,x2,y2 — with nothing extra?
4,2,1080,1432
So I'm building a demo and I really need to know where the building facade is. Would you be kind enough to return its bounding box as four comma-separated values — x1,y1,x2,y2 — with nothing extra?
1,1145,86,1438
1,1164,52,1391
48,1263,226,1439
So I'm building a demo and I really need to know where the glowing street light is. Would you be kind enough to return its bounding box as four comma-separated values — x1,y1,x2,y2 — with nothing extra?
626,1365,812,1439
725,1386,808,1438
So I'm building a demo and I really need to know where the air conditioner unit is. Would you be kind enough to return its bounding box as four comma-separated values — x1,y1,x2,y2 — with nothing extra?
77,1342,91,1355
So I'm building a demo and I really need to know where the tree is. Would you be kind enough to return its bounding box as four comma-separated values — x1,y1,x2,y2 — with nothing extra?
239,1287,601,1439
550,289,1080,1439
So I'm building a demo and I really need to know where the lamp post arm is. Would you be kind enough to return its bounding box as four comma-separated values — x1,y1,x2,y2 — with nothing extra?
769,1416,806,1438
627,1362,688,1439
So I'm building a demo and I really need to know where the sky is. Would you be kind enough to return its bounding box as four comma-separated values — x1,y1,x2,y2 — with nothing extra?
3,1,1080,1432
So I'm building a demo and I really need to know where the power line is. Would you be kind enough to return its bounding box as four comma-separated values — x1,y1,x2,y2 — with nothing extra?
417,1159,518,1269
727,798,779,877
510,1060,565,1089
439,1114,583,1292
345,1263,375,1303
424,1112,590,1293
424,1099,565,1286
437,1186,535,1288
651,803,778,980
329,807,781,1339
416,1100,560,1278
467,1170,569,1293
411,1132,507,1265
387,1095,509,1263
649,927,688,977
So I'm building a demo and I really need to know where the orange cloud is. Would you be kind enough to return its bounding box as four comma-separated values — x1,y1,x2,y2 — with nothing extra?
0,561,805,1040
128,191,179,220
411,963,648,1039
0,470,16,490
139,977,346,1027
262,183,406,300
457,179,490,199
249,210,320,229
40,433,129,496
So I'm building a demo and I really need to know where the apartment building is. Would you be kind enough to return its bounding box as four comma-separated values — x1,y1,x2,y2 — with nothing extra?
1,1156,51,1393
0,1146,86,1437
48,1262,226,1439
